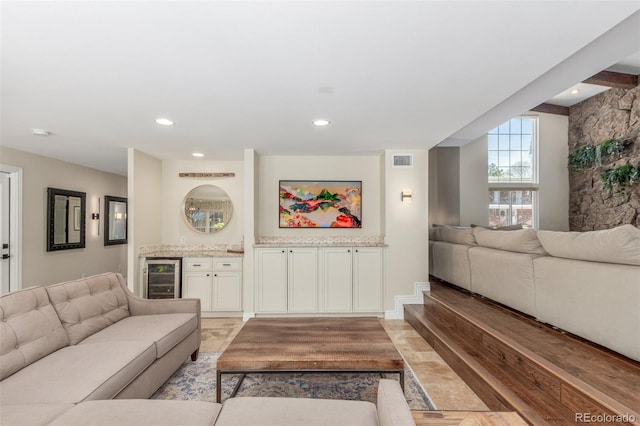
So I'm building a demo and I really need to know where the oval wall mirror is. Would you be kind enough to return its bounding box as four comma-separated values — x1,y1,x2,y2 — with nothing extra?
182,185,233,234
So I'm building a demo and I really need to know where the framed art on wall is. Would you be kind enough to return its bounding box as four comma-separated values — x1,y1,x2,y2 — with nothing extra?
279,180,362,228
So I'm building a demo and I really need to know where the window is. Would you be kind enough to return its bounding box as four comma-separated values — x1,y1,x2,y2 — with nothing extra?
487,117,538,228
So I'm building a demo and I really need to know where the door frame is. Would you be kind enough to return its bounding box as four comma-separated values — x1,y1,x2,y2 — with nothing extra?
0,164,23,292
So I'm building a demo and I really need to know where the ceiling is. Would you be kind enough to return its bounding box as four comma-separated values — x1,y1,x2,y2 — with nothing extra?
2,1,640,176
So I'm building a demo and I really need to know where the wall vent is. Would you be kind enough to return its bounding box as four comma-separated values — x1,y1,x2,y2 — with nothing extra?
392,154,413,168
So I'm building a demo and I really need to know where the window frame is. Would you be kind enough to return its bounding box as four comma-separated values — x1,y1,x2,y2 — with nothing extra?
487,116,540,229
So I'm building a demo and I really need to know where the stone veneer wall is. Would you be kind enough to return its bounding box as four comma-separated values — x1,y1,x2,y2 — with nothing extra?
568,85,640,231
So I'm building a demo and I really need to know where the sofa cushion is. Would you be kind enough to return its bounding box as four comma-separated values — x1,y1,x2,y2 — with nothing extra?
0,286,69,380
46,272,130,344
0,404,74,426
537,224,640,266
440,226,477,246
0,340,155,404
49,400,222,426
80,313,197,358
215,397,379,426
473,227,546,255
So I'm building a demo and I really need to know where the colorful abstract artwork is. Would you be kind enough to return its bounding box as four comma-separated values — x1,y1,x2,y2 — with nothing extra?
279,181,362,228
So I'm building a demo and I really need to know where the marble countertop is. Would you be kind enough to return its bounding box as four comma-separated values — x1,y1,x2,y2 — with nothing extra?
253,243,387,248
140,250,244,258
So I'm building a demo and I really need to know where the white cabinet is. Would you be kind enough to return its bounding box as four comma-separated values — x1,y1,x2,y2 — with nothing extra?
255,249,288,313
255,248,318,313
256,246,383,314
319,247,383,313
183,257,242,312
319,248,353,312
287,248,318,313
352,247,383,312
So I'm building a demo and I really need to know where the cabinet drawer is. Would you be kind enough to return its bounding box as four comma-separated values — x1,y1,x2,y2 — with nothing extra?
184,258,213,271
213,258,242,271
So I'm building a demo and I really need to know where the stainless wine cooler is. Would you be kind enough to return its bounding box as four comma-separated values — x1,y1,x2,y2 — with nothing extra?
143,257,181,299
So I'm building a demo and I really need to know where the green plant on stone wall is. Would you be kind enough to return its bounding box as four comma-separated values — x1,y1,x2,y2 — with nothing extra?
600,162,640,191
568,138,630,171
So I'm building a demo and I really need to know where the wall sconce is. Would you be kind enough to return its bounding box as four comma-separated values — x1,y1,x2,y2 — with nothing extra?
401,189,412,204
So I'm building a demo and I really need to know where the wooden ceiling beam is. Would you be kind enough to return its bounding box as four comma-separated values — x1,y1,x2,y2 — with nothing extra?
583,70,638,89
531,103,569,116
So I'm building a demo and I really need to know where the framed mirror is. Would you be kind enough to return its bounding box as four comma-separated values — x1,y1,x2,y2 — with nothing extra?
104,195,127,245
46,187,86,251
182,185,233,234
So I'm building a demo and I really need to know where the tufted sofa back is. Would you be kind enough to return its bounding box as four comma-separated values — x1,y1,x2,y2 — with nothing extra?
0,286,70,380
45,273,130,345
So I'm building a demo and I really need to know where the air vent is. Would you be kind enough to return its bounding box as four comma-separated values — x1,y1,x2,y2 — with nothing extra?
392,154,413,168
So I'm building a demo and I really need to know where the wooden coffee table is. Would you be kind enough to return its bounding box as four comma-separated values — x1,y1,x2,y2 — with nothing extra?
215,317,405,402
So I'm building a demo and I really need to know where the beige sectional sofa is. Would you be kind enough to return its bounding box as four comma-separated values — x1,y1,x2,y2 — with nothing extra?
1,272,416,426
428,224,640,362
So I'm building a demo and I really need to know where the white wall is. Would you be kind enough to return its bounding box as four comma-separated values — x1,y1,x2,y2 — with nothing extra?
257,155,382,236
429,147,461,227
161,160,244,246
254,153,428,311
537,112,569,231
383,150,429,309
437,113,569,231
128,149,163,293
1,147,127,287
460,135,490,226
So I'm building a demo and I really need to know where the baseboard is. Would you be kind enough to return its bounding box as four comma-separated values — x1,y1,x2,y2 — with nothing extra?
384,281,431,320
242,312,256,322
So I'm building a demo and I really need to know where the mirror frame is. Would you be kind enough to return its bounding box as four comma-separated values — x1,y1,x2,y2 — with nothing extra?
181,184,233,234
46,187,86,251
104,195,128,246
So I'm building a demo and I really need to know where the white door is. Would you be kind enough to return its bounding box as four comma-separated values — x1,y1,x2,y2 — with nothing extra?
319,247,353,312
353,248,384,312
212,272,242,311
255,248,288,313
183,272,213,311
0,172,10,295
287,248,318,313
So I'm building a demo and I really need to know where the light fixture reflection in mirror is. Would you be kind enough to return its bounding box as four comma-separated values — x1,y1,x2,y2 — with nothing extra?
182,185,233,234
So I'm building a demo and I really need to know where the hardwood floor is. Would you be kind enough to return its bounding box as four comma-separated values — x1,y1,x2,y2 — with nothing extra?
405,280,640,425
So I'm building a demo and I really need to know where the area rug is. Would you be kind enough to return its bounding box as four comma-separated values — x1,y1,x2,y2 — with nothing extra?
152,352,436,410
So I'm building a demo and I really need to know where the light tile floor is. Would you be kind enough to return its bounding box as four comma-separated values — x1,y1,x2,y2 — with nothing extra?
200,317,488,411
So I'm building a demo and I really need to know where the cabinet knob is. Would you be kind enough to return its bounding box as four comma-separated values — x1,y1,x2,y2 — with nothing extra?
214,274,218,277
206,274,210,277
281,250,285,253
347,249,351,252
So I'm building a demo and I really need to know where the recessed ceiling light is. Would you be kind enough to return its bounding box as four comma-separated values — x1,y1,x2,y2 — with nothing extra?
192,152,204,158
570,89,580,95
312,119,331,126
32,129,51,136
155,118,174,126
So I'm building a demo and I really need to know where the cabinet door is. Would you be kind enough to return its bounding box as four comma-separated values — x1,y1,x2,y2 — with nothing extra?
212,272,242,311
183,272,212,311
288,248,318,313
256,248,288,313
319,247,353,312
353,247,383,312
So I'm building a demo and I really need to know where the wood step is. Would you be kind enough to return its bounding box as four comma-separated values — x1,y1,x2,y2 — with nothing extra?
404,280,640,426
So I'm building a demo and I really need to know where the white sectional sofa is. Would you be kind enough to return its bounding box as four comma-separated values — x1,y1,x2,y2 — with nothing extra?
428,224,640,362
0,272,416,426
